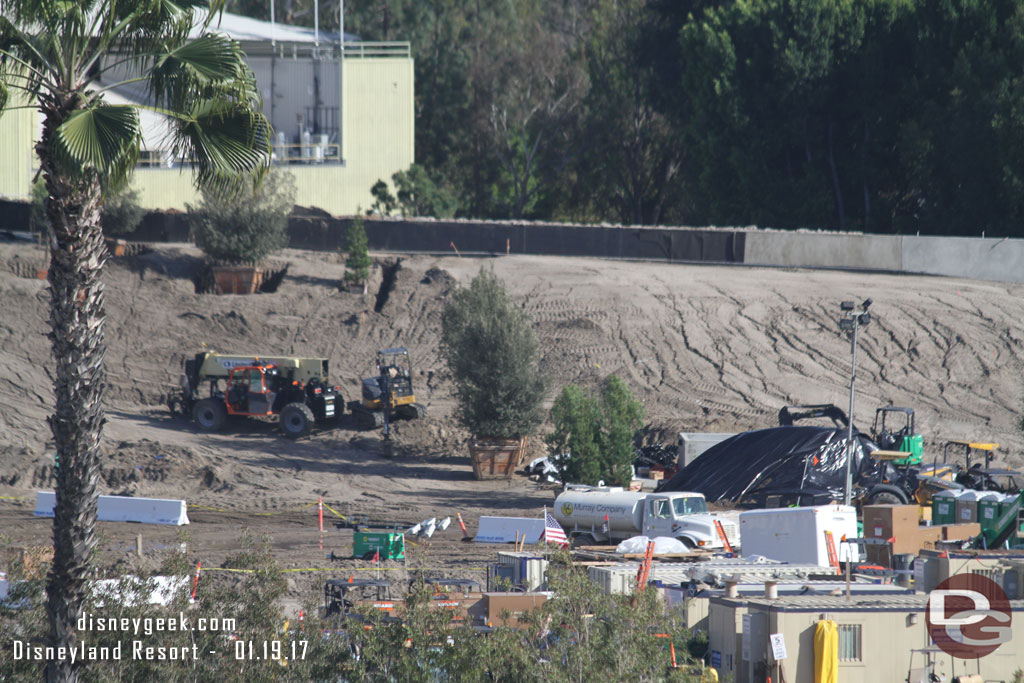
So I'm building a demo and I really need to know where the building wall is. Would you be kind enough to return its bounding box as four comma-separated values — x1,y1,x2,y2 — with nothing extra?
708,598,749,682
745,603,1024,683
0,91,36,200
128,57,413,216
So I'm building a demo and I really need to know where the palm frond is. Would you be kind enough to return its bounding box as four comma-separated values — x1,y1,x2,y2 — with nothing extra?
149,33,253,111
53,101,141,191
169,96,270,196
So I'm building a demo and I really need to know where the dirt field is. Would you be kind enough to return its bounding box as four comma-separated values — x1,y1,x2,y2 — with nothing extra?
2,239,1023,608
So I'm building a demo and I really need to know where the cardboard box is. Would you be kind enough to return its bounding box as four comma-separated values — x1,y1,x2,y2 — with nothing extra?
942,523,981,541
483,592,548,627
863,505,920,554
914,526,944,551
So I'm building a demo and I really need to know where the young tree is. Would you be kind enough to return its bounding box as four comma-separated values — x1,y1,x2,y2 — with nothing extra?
190,168,295,264
440,267,546,439
548,376,644,487
0,3,270,681
344,215,371,284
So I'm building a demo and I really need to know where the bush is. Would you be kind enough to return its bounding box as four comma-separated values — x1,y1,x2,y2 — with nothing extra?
188,170,295,264
101,186,145,236
369,164,458,218
29,178,47,234
547,376,645,487
440,267,546,438
343,215,371,284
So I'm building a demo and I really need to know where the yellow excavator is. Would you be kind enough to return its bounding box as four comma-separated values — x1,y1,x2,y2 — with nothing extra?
347,347,426,436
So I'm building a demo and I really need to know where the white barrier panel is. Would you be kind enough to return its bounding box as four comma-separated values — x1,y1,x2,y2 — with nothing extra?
34,492,190,526
474,516,545,543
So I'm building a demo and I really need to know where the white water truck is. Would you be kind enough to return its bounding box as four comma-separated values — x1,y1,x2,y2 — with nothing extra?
552,485,739,550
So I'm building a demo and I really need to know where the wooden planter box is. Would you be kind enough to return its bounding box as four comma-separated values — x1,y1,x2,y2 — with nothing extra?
104,237,127,256
343,280,367,294
468,437,528,480
212,266,263,294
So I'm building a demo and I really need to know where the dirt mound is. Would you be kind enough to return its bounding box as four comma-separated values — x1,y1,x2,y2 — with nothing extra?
2,241,1023,598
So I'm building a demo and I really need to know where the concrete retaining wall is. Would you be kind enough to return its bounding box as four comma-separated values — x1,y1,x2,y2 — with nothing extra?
4,196,1021,283
744,231,902,271
900,235,1024,282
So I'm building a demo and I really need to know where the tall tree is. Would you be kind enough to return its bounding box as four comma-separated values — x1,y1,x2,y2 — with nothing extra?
0,2,270,681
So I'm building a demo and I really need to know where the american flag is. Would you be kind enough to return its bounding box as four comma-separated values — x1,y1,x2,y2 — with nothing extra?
544,510,569,548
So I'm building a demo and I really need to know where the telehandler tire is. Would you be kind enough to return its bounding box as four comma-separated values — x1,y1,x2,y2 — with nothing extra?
280,402,314,439
193,398,227,432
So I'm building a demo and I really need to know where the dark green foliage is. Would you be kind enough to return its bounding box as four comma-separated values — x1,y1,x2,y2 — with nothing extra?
29,178,47,234
189,170,295,264
344,215,371,283
440,267,546,438
369,165,458,218
547,376,645,487
100,187,145,237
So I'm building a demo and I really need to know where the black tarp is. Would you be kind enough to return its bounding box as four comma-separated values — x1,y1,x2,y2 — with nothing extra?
657,426,878,505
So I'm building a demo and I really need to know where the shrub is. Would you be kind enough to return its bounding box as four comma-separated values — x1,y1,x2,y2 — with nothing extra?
369,164,458,218
188,169,295,264
344,215,371,284
29,177,47,234
547,375,645,487
101,186,145,236
440,267,546,438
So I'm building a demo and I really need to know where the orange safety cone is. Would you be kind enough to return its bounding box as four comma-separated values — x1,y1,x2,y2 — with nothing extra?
190,561,201,601
456,512,469,539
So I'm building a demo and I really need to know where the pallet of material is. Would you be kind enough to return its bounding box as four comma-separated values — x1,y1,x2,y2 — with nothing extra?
571,547,712,562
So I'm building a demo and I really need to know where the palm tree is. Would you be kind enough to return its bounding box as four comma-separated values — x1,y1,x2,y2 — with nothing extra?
0,2,270,680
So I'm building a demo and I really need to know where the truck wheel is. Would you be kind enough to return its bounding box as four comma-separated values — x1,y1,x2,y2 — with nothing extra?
192,398,226,432
677,537,697,550
280,402,314,439
866,484,909,505
571,534,597,548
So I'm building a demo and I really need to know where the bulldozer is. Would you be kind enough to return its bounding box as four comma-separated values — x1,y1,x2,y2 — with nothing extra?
169,351,342,439
348,347,426,436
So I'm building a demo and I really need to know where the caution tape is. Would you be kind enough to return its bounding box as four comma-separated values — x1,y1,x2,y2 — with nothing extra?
320,501,348,521
0,495,31,500
253,501,318,516
188,500,320,516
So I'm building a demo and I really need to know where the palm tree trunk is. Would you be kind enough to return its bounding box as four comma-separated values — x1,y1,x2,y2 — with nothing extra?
38,106,107,683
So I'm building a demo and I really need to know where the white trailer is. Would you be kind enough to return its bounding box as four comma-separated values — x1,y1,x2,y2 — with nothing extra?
738,505,859,565
552,486,739,550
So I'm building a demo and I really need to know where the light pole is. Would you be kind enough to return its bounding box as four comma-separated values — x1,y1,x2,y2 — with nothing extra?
839,299,872,506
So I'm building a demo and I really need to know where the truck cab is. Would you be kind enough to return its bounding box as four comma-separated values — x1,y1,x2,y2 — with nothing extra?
641,493,731,549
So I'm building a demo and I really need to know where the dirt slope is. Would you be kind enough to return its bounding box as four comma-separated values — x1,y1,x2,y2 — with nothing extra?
1,241,1022,592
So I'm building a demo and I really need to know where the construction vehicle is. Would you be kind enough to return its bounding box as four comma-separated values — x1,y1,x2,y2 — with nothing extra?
170,351,342,439
943,440,1022,493
870,406,922,466
552,486,739,550
322,579,402,623
348,347,426,436
777,404,850,429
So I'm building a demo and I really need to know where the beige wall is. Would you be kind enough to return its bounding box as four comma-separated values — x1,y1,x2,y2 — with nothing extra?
0,55,413,216
131,57,414,216
745,603,1024,683
0,91,36,200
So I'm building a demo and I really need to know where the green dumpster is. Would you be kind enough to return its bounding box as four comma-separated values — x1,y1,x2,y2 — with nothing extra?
353,531,405,560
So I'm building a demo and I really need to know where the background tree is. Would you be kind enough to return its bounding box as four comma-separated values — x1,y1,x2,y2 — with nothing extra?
547,376,645,487
440,267,546,439
0,2,270,680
